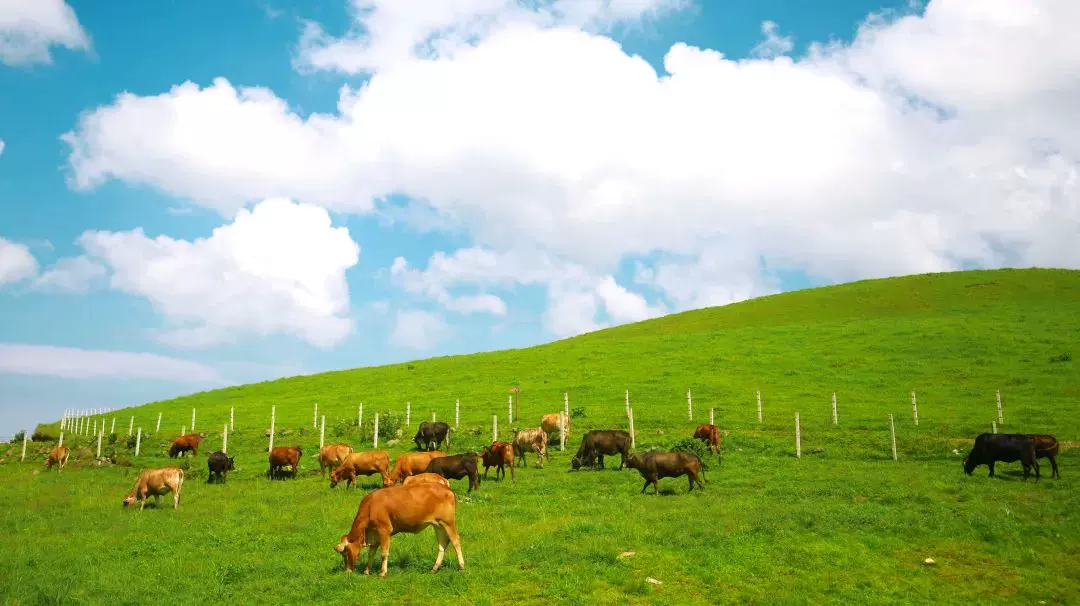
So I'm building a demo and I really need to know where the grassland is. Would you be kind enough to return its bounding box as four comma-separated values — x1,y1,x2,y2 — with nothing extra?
2,267,1079,605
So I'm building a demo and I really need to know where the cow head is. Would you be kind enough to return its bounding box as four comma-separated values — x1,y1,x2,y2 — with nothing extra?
122,492,136,508
329,469,343,488
335,535,360,572
227,456,235,470
962,454,976,475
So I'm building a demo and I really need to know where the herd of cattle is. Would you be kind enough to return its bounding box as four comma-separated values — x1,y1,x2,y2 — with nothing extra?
36,413,1061,576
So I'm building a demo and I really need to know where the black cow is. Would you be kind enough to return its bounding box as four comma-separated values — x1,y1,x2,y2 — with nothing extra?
963,433,1040,481
625,451,705,495
413,421,451,451
424,452,480,493
1028,434,1061,479
207,451,235,484
571,430,632,470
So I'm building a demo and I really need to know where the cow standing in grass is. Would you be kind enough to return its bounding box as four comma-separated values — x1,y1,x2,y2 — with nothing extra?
207,451,235,484
424,453,481,493
414,421,452,451
693,424,722,455
963,433,1040,481
387,451,448,486
1027,434,1061,479
403,473,451,488
268,446,303,480
45,445,69,471
625,451,705,495
319,443,354,478
540,413,570,443
512,428,548,468
330,451,391,489
480,441,515,481
122,467,185,510
335,482,465,577
168,433,205,458
571,430,632,470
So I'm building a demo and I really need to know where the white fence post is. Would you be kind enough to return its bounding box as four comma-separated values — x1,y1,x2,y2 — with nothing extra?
795,412,801,458
508,396,513,425
687,389,693,420
996,390,1003,424
889,414,897,460
223,423,228,454
182,425,187,436
358,403,363,428
757,390,763,423
625,389,630,417
58,432,64,447
559,411,566,451
406,401,411,427
628,407,636,450
492,415,498,443
319,415,325,450
313,402,318,428
111,418,116,434
268,406,276,452
156,412,162,433
832,392,839,426
710,408,715,426
455,399,460,429
564,392,569,423
191,408,196,432
992,421,997,434
373,413,380,448
230,406,234,431
21,432,28,461
911,392,919,425
135,427,142,457
96,431,102,458
431,411,436,423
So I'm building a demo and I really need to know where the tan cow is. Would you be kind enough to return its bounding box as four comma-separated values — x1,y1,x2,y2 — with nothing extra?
512,427,549,468
319,443,354,478
334,482,465,577
122,466,185,510
45,445,69,471
540,412,570,441
403,472,451,488
329,451,391,489
386,451,447,486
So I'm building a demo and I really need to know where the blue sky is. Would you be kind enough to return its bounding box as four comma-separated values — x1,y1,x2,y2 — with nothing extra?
1,0,1077,438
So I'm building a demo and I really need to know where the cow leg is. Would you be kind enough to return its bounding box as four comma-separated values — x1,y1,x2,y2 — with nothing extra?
379,533,392,578
483,464,489,479
641,479,650,494
445,523,465,570
597,454,604,469
1050,455,1060,479
432,526,449,572
364,544,378,575
140,496,147,511
988,461,995,477
652,478,660,495
688,474,695,492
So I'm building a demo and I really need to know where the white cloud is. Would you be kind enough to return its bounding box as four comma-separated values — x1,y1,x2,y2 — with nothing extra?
33,255,106,293
0,237,38,286
0,343,227,384
390,309,449,350
74,198,361,348
61,0,1080,335
0,0,91,66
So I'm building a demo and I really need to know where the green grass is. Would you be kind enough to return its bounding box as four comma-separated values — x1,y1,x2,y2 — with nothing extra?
2,267,1079,604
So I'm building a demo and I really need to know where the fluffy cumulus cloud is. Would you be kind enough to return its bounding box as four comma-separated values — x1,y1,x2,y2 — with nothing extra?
0,343,228,383
61,0,1080,338
390,309,450,350
0,0,91,66
0,237,38,287
33,255,106,293
61,198,360,348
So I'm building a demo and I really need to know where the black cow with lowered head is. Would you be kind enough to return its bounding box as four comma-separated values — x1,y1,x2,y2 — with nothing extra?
413,421,451,451
963,433,1040,481
207,451,235,484
571,430,632,470
424,452,480,493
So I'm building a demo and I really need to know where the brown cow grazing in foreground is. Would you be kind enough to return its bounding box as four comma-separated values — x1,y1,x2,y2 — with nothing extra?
168,433,205,458
335,482,465,577
424,453,481,493
122,466,185,510
403,473,451,488
1028,434,1061,479
540,412,570,441
625,451,705,495
330,451,391,489
319,443,354,478
512,428,549,468
693,424,722,455
480,441,515,481
268,446,303,480
45,445,69,471
386,451,447,486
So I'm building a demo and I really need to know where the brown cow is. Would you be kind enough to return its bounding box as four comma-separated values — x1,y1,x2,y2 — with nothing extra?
45,445,69,471
386,451,447,486
625,451,705,495
319,443,354,478
540,412,570,442
122,466,185,510
268,446,303,480
1028,434,1061,479
403,473,451,488
334,483,465,577
330,451,391,489
512,427,548,468
693,424,722,455
168,433,205,458
480,441,515,481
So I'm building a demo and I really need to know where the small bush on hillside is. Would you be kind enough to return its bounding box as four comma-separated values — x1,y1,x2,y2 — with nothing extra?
108,433,118,445
125,435,137,449
331,418,355,438
570,407,586,418
11,431,25,444
31,426,58,442
1049,351,1072,363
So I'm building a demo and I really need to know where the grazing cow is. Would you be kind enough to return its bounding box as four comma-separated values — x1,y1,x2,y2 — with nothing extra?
1027,434,1061,479
625,451,705,495
334,482,465,577
45,445,69,471
122,466,185,510
424,453,481,493
206,451,235,484
330,451,391,489
403,473,451,488
963,433,1040,481
387,451,448,486
480,441,515,481
413,421,452,451
571,430,632,470
168,433,205,458
268,446,303,480
319,443,354,478
512,428,549,468
540,413,570,442
693,424,722,455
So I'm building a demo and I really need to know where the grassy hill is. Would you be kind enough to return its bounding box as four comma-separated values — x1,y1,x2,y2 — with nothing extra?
2,267,1079,604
